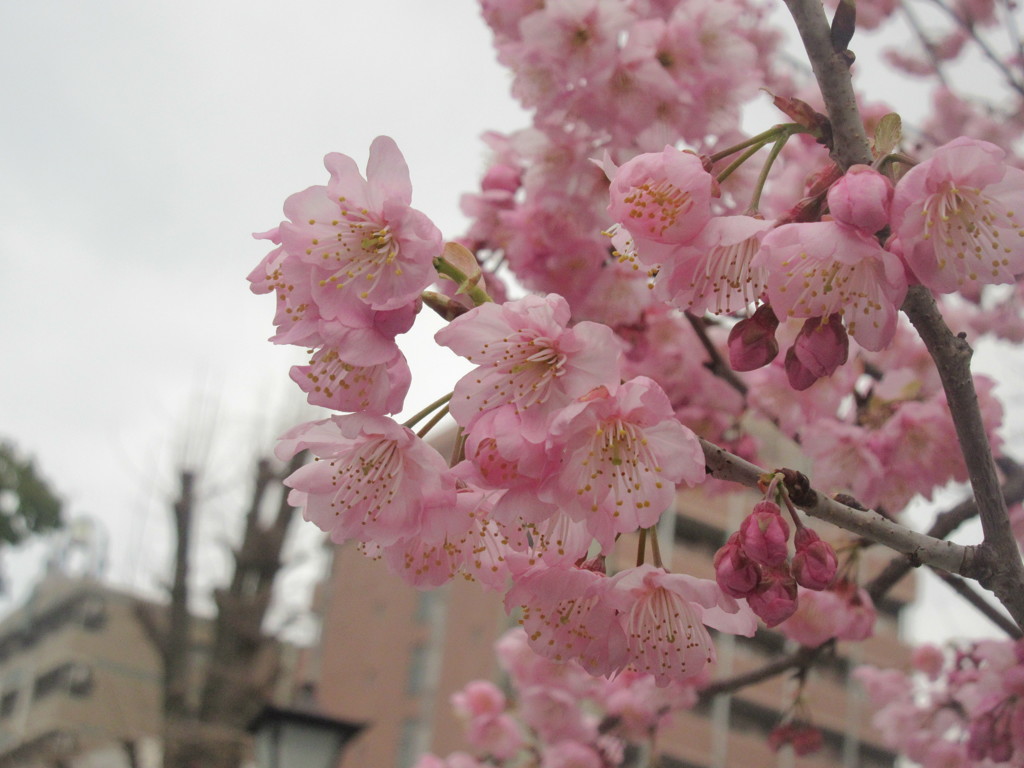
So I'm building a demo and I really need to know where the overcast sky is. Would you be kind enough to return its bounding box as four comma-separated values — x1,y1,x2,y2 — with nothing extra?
0,0,528,620
0,0,1018,640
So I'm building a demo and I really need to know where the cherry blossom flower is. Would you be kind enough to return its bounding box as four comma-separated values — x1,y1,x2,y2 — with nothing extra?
606,565,757,685
826,164,893,235
891,136,1024,294
247,230,321,347
658,215,772,315
738,500,790,567
606,146,715,257
506,564,632,678
754,219,908,350
276,414,455,546
436,293,623,439
278,136,443,312
540,377,706,542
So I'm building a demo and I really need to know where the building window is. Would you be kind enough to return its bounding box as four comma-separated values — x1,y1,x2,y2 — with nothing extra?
33,665,69,701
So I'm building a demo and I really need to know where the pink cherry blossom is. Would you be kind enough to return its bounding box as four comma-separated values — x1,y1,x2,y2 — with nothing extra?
790,527,838,590
727,304,780,372
278,136,443,312
784,314,849,390
605,565,756,686
504,564,628,675
436,293,623,439
540,377,706,541
891,136,1024,293
606,146,715,254
713,532,761,598
754,219,908,351
247,230,321,347
658,215,772,315
738,500,790,567
276,414,455,546
745,567,798,627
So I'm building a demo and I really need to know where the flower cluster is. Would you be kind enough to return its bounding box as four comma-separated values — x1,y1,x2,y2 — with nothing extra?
413,628,704,768
248,136,442,415
713,491,839,627
856,639,1024,766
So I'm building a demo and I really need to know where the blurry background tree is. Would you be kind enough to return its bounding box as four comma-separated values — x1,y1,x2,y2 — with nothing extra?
135,448,306,768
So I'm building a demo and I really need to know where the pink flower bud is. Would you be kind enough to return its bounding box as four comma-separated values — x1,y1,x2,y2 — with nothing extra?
827,164,893,234
747,568,798,627
791,528,838,591
713,533,761,598
728,304,779,372
768,722,825,756
739,501,790,566
785,315,849,390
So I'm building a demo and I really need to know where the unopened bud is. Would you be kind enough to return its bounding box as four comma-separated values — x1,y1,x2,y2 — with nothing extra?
714,533,761,598
747,568,798,627
739,501,790,567
728,304,779,371
791,528,838,590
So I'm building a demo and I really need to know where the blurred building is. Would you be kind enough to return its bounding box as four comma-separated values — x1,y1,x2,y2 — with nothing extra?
308,430,916,768
0,571,305,768
0,573,163,767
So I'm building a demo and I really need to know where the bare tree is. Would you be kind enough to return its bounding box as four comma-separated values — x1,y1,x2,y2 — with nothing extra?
137,451,305,768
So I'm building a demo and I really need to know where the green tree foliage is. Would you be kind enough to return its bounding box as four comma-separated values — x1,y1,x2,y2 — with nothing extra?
0,442,63,545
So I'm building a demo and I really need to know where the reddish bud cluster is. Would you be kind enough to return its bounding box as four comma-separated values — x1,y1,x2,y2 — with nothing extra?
713,500,838,627
768,721,824,756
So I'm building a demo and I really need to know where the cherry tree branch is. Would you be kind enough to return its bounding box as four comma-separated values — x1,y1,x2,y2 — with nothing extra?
782,0,1024,631
900,288,1024,628
701,466,1024,699
781,0,873,169
698,644,829,701
866,458,1024,600
929,568,1023,639
700,438,971,574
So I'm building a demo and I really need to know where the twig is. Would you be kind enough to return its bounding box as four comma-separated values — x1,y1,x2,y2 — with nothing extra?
698,644,827,700
781,0,874,169
900,287,1024,629
898,0,952,88
929,567,1023,639
700,438,970,574
701,459,1024,701
684,312,748,397
783,0,1024,633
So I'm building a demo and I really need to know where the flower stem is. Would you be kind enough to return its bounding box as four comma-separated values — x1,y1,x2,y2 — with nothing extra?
402,391,453,429
708,125,791,164
416,404,451,439
649,526,664,569
748,133,792,214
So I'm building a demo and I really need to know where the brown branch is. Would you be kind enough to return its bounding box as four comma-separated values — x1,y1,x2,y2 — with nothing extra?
685,312,748,397
701,458,1024,700
930,568,1023,639
700,438,971,573
866,458,1024,601
781,0,873,170
901,287,1024,629
783,0,1024,632
699,644,829,701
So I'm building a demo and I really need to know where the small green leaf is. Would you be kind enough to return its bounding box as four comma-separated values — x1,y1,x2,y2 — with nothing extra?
874,113,903,156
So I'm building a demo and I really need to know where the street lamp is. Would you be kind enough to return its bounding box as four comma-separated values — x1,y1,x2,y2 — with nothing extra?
249,704,364,768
